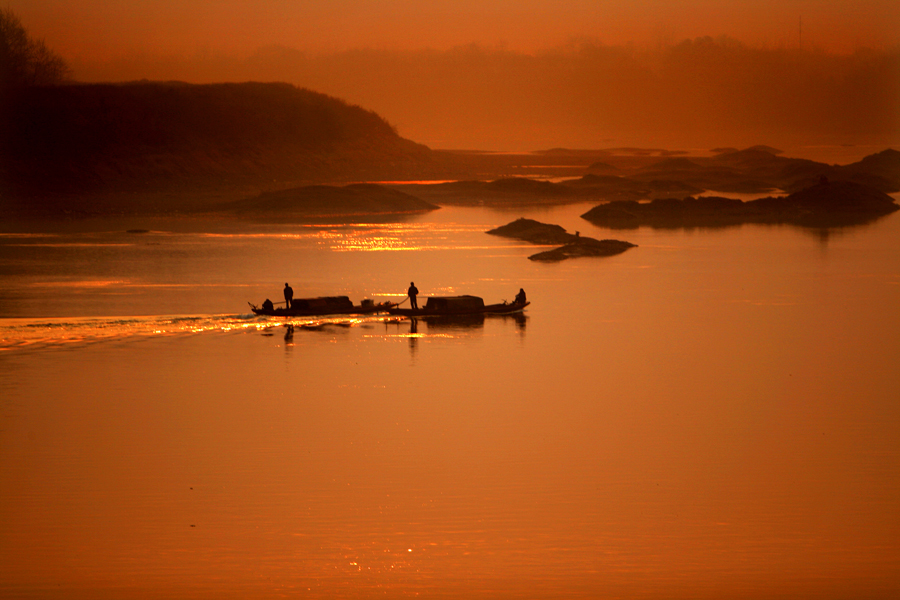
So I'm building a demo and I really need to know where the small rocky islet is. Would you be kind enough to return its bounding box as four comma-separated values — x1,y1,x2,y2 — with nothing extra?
487,218,636,262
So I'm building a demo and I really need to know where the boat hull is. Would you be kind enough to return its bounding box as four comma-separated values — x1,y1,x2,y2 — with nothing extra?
250,300,396,317
387,301,529,318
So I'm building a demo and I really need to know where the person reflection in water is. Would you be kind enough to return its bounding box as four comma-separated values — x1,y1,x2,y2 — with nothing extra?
284,283,293,309
515,288,527,304
407,281,419,310
409,318,418,357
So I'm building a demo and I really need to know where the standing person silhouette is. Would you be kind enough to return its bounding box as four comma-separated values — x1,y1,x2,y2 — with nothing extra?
283,283,293,309
407,281,419,310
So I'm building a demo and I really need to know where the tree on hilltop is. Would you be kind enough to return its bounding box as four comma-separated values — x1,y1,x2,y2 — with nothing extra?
0,8,70,91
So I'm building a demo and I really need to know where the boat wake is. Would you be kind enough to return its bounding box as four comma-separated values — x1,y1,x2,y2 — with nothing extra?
0,313,403,353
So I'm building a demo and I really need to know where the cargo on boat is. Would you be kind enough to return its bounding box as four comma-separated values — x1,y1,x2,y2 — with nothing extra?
387,295,529,317
249,296,395,317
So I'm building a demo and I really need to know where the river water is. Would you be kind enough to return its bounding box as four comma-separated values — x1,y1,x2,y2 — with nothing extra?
1,201,899,599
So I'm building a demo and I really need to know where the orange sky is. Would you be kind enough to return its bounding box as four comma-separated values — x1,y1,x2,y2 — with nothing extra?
9,0,899,152
11,0,900,60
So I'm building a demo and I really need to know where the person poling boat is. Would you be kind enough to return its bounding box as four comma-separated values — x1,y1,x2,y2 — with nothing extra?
284,283,293,309
407,281,419,310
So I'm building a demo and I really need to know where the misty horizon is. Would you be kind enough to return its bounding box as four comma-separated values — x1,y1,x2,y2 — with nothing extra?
61,37,899,152
9,0,900,152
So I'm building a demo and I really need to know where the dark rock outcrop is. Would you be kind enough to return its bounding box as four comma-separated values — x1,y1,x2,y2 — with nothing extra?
486,218,578,244
581,180,899,229
528,237,637,262
487,217,636,262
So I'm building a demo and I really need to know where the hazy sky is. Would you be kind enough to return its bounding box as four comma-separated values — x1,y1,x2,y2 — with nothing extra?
12,0,900,60
9,1,900,151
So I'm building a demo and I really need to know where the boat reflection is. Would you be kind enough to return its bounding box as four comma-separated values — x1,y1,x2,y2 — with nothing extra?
254,312,527,361
424,311,527,331
507,311,527,330
408,318,419,358
420,313,487,331
403,312,527,356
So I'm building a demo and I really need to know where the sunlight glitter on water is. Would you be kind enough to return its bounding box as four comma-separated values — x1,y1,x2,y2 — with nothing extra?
0,313,406,352
184,222,496,252
26,279,130,288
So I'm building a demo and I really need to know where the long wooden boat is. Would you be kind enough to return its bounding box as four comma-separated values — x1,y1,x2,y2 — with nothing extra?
249,296,396,317
387,295,529,317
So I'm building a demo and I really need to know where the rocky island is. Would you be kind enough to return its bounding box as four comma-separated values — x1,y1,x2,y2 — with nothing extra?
396,148,900,210
487,218,636,262
581,179,899,229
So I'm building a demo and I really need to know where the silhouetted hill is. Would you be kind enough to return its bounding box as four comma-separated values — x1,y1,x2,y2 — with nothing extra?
392,177,579,206
561,174,703,198
0,81,442,212
777,180,896,213
392,147,898,208
629,156,767,193
580,180,899,229
838,149,900,191
607,147,899,195
845,148,900,175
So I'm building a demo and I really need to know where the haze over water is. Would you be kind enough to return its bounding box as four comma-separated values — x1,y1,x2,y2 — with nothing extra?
2,201,899,599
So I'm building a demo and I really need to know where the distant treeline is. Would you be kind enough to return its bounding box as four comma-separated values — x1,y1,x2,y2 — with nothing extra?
0,8,71,92
71,36,900,150
0,81,431,199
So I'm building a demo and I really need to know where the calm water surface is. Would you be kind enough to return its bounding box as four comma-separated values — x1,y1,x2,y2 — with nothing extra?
1,203,899,599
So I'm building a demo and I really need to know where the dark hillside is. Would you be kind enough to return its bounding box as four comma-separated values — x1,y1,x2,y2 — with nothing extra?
837,149,900,191
0,81,440,211
580,179,898,229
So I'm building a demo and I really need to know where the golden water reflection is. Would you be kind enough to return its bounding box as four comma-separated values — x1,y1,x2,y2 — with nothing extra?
2,209,899,599
0,314,410,352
